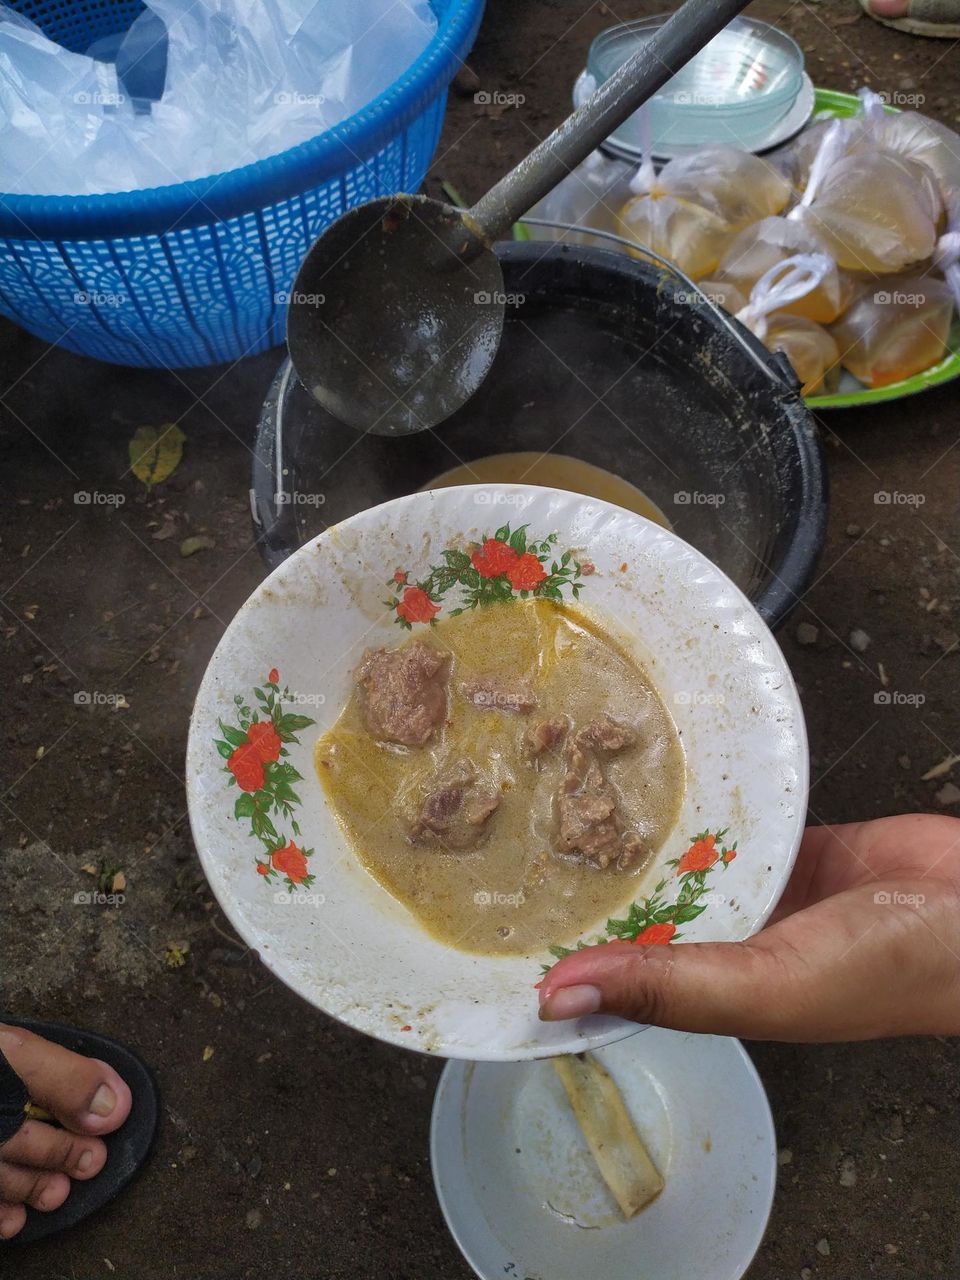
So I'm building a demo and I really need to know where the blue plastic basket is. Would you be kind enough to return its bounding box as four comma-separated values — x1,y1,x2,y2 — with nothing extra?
0,0,485,367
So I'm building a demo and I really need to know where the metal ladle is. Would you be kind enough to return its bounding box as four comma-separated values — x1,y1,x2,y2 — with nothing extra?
287,0,751,436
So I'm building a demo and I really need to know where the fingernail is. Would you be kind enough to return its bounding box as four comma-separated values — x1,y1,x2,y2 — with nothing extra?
89,1084,116,1118
37,1187,61,1211
76,1148,94,1173
539,984,603,1021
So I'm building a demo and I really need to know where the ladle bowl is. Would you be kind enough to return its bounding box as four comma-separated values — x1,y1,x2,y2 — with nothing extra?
286,196,504,436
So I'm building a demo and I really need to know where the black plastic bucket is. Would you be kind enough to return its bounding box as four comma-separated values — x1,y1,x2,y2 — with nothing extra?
252,241,827,629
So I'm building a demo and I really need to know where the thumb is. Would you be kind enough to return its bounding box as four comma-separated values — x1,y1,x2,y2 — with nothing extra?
537,936,804,1040
539,882,954,1042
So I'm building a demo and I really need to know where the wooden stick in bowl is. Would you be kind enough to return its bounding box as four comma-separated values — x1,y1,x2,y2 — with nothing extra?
553,1052,664,1218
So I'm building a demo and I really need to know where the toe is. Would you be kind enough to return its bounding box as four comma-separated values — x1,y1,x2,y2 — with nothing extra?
0,1162,72,1212
0,1119,106,1180
0,1202,27,1239
868,0,910,15
0,1026,132,1136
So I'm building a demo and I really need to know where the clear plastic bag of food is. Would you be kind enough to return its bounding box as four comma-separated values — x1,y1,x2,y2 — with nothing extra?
788,117,940,274
759,312,839,396
879,113,960,196
859,88,960,201
829,274,954,388
715,216,854,323
828,189,959,388
616,146,791,280
779,90,960,202
735,254,840,395
525,149,635,243
616,190,734,279
636,145,792,226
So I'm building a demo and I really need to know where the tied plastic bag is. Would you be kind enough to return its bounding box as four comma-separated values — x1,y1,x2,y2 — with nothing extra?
857,89,960,199
779,90,960,202
616,145,792,280
715,216,853,323
632,146,792,226
786,114,942,274
830,189,959,388
525,149,634,244
872,111,960,200
617,191,731,279
0,0,438,194
736,254,840,395
829,274,954,388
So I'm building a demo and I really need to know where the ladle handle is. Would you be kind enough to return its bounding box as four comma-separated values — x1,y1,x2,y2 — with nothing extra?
468,0,752,241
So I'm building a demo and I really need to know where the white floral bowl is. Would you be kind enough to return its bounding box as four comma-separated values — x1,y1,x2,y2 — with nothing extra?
186,485,807,1060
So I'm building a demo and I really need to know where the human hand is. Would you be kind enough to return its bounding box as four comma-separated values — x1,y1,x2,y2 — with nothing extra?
538,814,960,1040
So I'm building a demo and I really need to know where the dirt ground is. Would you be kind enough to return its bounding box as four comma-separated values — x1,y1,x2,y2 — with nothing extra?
1,1,959,1277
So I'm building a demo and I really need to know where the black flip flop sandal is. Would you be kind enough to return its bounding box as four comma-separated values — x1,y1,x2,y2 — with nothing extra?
0,1018,160,1245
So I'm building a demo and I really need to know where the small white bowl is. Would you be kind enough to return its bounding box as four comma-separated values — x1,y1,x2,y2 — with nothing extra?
186,484,807,1060
430,1029,777,1280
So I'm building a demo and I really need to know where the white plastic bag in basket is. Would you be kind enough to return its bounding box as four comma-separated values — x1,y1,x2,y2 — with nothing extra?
0,0,438,194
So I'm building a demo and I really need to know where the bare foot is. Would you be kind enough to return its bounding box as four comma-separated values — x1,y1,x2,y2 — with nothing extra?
863,0,960,28
0,1024,132,1240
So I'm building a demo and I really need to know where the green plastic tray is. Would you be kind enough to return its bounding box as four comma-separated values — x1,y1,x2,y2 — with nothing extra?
802,89,958,409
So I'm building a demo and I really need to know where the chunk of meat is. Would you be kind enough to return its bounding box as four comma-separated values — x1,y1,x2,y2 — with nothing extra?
407,761,501,850
523,716,569,760
461,676,538,714
355,641,450,747
574,715,637,753
556,737,647,870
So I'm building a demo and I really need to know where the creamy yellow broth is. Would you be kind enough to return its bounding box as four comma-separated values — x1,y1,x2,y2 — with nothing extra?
423,452,672,528
315,601,685,956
